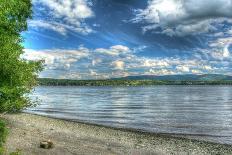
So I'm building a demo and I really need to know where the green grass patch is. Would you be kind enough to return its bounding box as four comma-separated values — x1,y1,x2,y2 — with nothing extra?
9,149,21,155
0,119,7,154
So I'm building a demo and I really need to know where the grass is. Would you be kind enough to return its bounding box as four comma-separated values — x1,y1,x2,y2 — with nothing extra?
0,118,21,155
0,119,7,155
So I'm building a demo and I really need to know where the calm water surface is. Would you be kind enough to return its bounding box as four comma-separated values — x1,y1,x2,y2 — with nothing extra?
26,86,232,144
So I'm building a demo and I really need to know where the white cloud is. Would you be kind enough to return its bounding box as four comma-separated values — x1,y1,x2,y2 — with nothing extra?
112,60,125,70
223,45,231,57
22,44,232,79
111,45,130,53
142,59,170,68
227,29,232,35
133,0,232,36
210,37,232,48
191,69,202,74
176,65,190,72
92,58,102,66
32,0,94,35
202,65,213,71
95,45,130,56
209,37,232,59
23,48,90,70
29,20,67,35
148,69,176,75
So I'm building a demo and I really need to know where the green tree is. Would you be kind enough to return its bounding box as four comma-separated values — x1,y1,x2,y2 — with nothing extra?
0,0,43,113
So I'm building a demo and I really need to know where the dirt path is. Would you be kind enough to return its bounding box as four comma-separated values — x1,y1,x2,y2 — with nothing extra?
2,113,232,155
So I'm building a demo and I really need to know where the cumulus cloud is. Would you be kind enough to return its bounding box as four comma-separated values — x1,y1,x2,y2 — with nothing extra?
92,58,102,66
142,59,170,68
133,0,232,36
31,0,94,35
95,45,130,56
176,65,190,72
23,48,90,70
23,44,231,79
112,60,125,70
148,69,175,75
209,37,232,60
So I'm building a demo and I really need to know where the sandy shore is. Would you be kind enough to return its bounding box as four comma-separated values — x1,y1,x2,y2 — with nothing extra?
1,113,232,155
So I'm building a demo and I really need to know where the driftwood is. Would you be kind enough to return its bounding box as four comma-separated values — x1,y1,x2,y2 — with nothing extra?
40,140,54,149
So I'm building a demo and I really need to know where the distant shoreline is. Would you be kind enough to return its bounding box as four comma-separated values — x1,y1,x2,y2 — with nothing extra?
39,78,232,86
3,113,232,154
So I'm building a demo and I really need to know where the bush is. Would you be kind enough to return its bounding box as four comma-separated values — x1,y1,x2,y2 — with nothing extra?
0,119,7,154
0,0,43,113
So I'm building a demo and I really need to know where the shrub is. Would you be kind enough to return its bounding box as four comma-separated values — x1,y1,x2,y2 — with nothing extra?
0,120,7,154
0,0,43,113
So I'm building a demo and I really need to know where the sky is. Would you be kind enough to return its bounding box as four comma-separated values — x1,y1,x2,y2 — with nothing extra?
23,0,232,79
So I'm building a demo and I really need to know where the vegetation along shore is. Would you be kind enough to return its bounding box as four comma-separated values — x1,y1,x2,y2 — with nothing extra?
39,78,232,86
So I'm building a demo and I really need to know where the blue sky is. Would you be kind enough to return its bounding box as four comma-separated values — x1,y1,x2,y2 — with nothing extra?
23,0,232,79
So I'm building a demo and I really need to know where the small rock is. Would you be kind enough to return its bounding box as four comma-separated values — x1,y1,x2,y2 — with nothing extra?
107,147,111,151
40,140,54,149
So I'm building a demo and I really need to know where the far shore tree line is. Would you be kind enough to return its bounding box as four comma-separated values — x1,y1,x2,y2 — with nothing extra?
38,78,232,86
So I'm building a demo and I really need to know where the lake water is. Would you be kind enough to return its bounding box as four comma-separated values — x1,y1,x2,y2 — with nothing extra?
26,86,232,144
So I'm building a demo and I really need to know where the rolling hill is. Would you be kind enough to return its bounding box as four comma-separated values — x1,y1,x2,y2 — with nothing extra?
114,74,232,81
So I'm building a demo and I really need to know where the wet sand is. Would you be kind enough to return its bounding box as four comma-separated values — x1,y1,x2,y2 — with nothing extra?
2,113,232,155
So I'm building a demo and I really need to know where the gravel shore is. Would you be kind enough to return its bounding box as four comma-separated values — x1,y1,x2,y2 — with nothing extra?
2,113,232,155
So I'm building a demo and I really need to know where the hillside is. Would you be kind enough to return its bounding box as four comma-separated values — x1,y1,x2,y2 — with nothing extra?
38,74,232,86
115,74,232,81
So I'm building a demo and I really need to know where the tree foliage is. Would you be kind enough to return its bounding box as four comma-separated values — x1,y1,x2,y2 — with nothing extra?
39,78,232,86
0,0,43,113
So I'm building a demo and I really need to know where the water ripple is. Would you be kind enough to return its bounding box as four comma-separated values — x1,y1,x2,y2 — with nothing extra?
26,86,232,144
